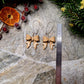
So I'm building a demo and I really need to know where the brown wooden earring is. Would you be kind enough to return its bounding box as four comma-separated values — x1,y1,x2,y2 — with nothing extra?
26,34,40,49
42,21,55,50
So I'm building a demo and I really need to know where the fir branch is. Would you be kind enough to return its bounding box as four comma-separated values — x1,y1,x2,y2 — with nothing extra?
2,0,5,4
49,0,84,37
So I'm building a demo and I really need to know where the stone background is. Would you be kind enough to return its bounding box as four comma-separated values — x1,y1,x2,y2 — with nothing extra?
0,0,84,84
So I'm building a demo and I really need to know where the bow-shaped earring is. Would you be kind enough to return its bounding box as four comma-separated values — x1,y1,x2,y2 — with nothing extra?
26,19,40,49
42,21,55,50
43,36,55,50
26,34,40,49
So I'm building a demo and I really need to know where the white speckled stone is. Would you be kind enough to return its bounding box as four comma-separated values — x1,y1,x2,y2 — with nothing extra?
0,58,56,84
0,0,84,84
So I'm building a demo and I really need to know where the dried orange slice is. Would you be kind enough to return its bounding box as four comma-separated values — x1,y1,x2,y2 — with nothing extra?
0,7,20,26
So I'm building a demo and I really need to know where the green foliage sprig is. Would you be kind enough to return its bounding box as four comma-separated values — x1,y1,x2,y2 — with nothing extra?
49,0,84,37
2,0,5,4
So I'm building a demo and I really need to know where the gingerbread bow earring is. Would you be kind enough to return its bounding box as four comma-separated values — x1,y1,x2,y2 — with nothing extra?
26,20,40,49
42,22,56,50
26,34,39,49
43,36,55,50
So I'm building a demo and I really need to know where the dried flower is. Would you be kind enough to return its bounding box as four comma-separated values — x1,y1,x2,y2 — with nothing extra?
80,0,84,9
80,5,84,9
61,7,66,12
0,7,20,26
69,23,74,27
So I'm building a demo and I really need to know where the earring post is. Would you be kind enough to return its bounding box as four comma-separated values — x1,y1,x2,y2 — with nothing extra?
56,23,62,84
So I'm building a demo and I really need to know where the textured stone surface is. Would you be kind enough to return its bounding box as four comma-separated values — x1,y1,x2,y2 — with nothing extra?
24,0,84,62
0,0,84,84
0,59,56,84
0,50,21,70
0,28,24,56
62,58,84,84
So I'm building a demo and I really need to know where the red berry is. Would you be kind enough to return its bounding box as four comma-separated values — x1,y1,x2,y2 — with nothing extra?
2,27,9,33
22,11,25,14
39,0,43,4
24,3,27,7
0,34,2,40
24,7,29,12
21,16,26,21
15,23,21,29
0,29,1,32
15,23,19,27
3,27,7,32
39,0,43,2
34,5,38,10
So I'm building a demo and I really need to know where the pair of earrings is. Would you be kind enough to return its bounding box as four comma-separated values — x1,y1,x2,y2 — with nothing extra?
26,20,55,50
26,34,55,50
